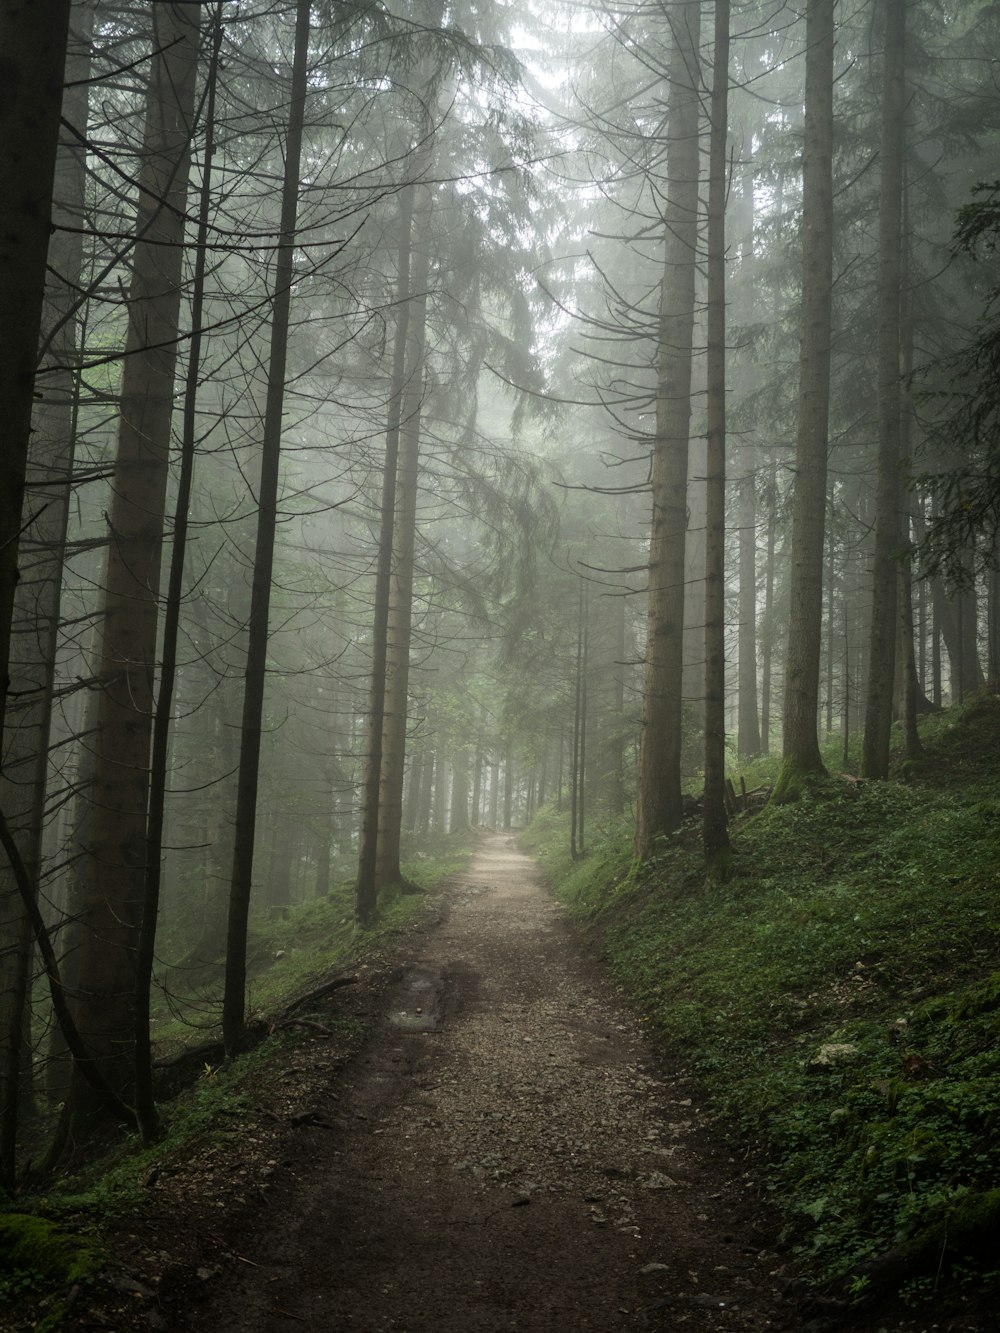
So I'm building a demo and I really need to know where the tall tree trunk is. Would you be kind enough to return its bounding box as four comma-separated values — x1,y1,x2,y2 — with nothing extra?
432,753,448,835
449,753,469,832
470,712,485,826
355,184,416,924
771,0,835,802
578,581,589,856
404,747,425,833
223,0,310,1056
134,3,223,1140
736,146,762,759
374,188,432,890
761,450,778,753
488,754,499,828
502,736,514,831
570,581,583,860
899,557,923,758
0,0,73,745
861,0,905,779
70,3,198,1126
607,591,626,816
418,750,435,834
635,0,700,855
0,0,88,1186
703,0,731,870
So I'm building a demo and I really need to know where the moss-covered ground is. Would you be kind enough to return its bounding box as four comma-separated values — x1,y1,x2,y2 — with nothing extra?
522,690,1000,1316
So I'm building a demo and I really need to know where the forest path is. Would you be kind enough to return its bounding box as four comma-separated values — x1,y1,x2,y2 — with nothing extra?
186,834,792,1332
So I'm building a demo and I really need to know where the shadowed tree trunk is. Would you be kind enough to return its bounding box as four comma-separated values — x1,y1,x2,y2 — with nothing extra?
635,0,700,856
0,0,73,746
862,0,906,779
449,753,469,832
374,184,432,891
70,2,199,1128
0,0,85,1187
771,0,835,803
223,0,311,1056
703,0,731,872
134,3,224,1140
355,183,416,924
736,146,762,759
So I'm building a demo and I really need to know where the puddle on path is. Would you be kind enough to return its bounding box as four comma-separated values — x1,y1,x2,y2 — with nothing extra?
387,965,443,1032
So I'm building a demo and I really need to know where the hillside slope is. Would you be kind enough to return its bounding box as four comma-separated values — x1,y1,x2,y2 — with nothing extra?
523,691,1000,1329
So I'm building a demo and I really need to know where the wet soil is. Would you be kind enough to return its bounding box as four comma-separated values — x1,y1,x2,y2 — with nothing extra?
169,835,794,1332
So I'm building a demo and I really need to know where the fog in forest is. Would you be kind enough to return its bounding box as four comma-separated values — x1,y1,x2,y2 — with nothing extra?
2,0,999,1264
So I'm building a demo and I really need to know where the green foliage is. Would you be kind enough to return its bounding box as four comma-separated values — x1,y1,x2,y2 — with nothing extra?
0,1213,98,1327
399,825,480,890
527,700,1000,1304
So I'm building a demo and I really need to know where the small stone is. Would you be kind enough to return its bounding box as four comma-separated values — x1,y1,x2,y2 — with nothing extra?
641,1171,679,1190
807,1042,858,1070
640,1263,670,1275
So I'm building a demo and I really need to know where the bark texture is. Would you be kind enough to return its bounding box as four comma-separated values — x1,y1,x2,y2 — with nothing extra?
703,0,731,871
0,0,73,745
861,0,906,779
635,0,701,856
0,0,91,1185
224,0,311,1054
70,3,198,1123
771,0,835,802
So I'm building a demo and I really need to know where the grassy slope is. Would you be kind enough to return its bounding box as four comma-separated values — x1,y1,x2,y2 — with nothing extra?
523,692,1000,1310
2,830,477,1323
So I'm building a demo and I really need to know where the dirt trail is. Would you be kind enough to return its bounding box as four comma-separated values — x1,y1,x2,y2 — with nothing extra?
184,835,792,1332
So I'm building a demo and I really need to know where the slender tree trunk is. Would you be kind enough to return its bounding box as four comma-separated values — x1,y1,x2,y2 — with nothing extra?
133,4,223,1140
826,520,836,735
607,591,626,815
355,184,416,924
471,714,485,826
404,747,425,833
771,0,835,802
0,0,73,746
703,0,731,870
432,753,448,835
503,736,514,831
488,755,499,828
761,450,777,753
900,557,923,758
737,455,762,756
862,0,906,779
449,753,469,832
988,565,1000,685
570,582,583,860
70,3,198,1125
418,751,435,834
736,148,762,759
578,581,589,856
375,187,432,890
635,0,700,855
0,0,93,1186
223,0,311,1056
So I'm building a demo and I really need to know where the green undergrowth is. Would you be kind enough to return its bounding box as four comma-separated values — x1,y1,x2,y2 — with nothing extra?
0,1213,99,1330
523,692,1000,1311
5,831,477,1324
150,827,476,1054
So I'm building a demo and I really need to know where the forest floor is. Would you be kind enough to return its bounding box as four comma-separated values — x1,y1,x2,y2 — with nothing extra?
47,833,811,1333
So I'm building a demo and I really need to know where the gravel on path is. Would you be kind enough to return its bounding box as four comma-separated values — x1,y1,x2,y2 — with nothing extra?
184,834,794,1333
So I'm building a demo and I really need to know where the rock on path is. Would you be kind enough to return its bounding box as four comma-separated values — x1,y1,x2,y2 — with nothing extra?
188,835,792,1331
